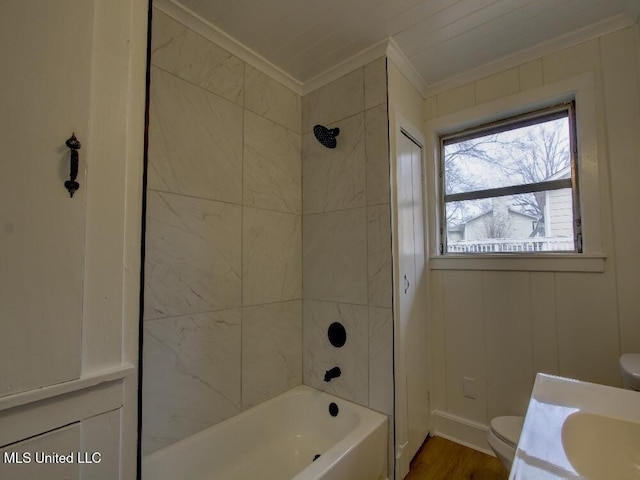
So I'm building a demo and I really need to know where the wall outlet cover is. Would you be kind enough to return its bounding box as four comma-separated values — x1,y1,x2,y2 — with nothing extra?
463,377,476,399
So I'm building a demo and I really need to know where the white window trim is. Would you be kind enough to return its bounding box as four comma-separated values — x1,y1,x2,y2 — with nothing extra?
425,72,606,272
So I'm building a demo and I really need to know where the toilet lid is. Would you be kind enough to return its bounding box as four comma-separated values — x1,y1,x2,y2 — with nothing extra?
490,416,524,448
620,354,640,390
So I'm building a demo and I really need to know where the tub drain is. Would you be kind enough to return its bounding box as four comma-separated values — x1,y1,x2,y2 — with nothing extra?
313,454,321,462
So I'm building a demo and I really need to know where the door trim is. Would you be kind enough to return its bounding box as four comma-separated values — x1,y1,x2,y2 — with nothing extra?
390,110,430,479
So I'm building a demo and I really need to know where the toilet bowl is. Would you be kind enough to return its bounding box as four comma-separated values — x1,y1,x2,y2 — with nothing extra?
619,353,640,391
486,416,523,471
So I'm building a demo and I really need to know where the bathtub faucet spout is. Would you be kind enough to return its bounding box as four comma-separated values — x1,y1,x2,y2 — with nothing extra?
324,366,341,382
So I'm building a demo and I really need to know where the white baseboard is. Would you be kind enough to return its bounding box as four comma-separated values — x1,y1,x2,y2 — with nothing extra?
430,410,494,456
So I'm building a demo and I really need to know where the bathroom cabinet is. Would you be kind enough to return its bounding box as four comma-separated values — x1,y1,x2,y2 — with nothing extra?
0,1,147,478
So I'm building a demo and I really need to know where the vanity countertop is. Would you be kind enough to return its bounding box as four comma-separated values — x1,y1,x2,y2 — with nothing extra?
509,373,640,480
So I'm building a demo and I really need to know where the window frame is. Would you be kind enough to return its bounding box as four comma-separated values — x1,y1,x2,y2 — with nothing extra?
424,72,606,273
438,101,582,255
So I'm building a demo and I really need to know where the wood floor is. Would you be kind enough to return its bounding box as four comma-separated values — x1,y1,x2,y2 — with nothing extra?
405,436,509,480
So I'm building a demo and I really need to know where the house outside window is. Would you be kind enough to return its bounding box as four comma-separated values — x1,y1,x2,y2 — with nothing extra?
439,102,581,254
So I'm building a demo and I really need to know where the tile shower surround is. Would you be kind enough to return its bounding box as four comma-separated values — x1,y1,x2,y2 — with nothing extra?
143,9,302,455
301,61,393,417
143,9,393,457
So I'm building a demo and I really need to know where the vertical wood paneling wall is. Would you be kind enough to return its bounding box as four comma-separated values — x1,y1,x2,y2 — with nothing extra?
424,26,640,450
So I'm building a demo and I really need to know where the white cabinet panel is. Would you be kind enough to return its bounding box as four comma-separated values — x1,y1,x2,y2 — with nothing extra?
80,409,121,480
0,1,147,477
0,423,80,480
0,0,95,396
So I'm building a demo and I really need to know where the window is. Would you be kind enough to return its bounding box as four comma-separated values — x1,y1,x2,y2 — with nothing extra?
439,102,581,254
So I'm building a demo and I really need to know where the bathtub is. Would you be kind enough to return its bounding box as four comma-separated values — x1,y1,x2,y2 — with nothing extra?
142,384,388,480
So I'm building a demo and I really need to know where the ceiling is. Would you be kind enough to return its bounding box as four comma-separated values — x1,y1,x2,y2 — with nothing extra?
172,0,640,92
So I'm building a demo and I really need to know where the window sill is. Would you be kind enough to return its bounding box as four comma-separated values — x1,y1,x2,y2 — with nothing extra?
429,253,606,273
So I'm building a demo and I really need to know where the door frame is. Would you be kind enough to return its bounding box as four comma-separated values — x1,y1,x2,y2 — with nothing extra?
390,111,430,479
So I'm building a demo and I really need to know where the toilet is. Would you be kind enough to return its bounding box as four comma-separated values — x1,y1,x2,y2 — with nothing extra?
619,353,640,391
486,415,523,471
488,354,640,472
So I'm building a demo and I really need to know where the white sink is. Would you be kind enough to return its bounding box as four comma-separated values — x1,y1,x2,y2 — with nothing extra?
510,374,640,480
562,412,640,479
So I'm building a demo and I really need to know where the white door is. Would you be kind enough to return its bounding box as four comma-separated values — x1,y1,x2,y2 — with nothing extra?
395,129,430,479
405,132,430,457
0,1,147,478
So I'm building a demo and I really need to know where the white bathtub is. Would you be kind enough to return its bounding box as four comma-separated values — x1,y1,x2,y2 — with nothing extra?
142,385,388,480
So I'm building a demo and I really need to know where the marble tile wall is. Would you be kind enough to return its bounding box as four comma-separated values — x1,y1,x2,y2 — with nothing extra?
302,57,394,417
142,9,302,456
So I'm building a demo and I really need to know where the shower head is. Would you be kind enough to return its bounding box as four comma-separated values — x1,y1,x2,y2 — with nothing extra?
313,124,340,149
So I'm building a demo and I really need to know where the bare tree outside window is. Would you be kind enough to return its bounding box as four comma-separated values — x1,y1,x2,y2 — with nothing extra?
440,103,581,254
483,209,512,239
499,121,571,221
442,137,497,224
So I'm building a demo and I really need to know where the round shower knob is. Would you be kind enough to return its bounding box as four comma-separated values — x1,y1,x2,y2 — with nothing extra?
328,322,346,348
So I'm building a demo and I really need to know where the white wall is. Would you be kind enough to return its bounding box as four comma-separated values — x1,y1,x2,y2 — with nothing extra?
423,25,640,452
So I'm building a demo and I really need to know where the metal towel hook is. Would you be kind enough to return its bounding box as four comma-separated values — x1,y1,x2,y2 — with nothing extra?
64,133,81,198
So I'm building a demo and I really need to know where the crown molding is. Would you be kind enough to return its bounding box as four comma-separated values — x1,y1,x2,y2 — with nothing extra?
386,38,429,98
153,0,399,97
301,39,389,95
153,0,303,95
153,0,637,100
